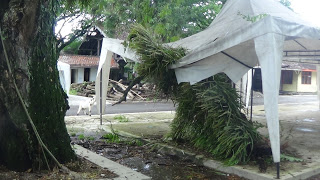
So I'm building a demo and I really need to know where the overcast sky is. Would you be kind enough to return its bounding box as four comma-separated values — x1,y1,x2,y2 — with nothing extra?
290,0,320,27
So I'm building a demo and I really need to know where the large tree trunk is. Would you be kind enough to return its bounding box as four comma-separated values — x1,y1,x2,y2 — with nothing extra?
0,0,75,171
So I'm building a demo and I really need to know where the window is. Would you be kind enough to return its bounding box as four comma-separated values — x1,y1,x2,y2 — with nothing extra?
281,70,293,84
301,71,312,84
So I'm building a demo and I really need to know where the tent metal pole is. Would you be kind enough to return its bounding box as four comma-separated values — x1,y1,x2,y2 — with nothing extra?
100,69,103,125
276,162,280,179
250,68,254,121
240,78,242,109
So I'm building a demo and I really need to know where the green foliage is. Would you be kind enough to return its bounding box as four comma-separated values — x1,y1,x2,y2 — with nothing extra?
77,134,95,140
101,132,144,146
126,24,186,97
280,154,303,162
62,38,82,54
69,89,78,95
171,75,262,165
78,134,85,140
127,25,262,166
102,133,120,143
86,136,95,141
71,0,224,41
114,115,129,123
63,0,92,9
127,139,144,146
70,132,76,137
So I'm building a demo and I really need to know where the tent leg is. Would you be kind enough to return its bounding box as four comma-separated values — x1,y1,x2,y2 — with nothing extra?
276,162,280,179
100,69,103,125
250,68,254,121
317,65,320,109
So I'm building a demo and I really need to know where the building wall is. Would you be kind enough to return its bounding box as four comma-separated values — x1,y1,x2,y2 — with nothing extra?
281,71,298,92
71,67,99,83
89,68,98,81
77,68,84,83
57,61,71,94
297,71,317,93
70,67,118,84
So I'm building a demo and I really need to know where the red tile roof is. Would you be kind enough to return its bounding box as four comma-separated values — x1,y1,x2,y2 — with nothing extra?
58,55,119,68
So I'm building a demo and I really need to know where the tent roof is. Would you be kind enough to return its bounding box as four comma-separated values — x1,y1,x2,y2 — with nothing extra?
98,0,320,168
169,0,320,84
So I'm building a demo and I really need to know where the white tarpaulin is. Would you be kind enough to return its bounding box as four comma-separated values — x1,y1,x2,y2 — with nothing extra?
97,0,320,164
168,0,320,163
95,39,112,114
102,38,139,62
95,38,139,114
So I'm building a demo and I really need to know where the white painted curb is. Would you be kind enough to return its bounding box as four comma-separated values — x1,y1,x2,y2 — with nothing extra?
73,145,151,180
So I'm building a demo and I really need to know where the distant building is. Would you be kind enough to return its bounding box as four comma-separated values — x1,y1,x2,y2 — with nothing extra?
253,62,317,94
280,62,317,93
58,54,119,84
57,27,125,94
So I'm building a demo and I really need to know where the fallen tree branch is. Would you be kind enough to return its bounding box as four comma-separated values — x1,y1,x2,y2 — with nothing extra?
111,76,144,106
109,79,135,99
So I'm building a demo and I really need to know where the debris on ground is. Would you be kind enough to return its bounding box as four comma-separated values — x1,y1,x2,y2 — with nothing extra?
71,134,247,180
70,80,162,101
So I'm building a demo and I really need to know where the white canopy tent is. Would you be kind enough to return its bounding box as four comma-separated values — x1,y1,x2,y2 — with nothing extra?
168,0,320,167
96,0,320,176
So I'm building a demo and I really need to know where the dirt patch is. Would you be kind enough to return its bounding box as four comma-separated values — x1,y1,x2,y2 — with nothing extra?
72,134,246,180
0,156,117,180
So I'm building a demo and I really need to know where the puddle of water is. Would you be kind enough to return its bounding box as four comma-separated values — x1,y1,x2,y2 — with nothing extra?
121,157,227,180
295,118,316,123
295,127,318,133
303,118,315,122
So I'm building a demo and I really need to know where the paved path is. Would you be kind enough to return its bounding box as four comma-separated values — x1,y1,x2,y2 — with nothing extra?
66,95,175,116
66,94,318,116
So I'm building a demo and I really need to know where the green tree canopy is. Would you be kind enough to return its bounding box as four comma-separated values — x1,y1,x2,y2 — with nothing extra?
57,0,225,43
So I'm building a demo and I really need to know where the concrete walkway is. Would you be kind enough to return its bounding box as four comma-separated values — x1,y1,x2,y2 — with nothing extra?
65,102,320,180
74,145,150,180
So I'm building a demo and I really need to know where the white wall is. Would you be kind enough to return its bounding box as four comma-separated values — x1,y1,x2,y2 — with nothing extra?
89,67,98,81
57,61,71,94
59,66,98,92
297,71,317,93
77,68,84,83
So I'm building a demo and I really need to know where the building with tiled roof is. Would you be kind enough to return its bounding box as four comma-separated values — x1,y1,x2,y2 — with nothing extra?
58,54,118,68
58,54,119,84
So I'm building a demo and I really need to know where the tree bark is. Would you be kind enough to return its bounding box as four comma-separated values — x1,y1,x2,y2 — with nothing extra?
0,0,75,171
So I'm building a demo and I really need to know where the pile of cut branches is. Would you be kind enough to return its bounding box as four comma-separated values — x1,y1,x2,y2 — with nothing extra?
126,24,262,165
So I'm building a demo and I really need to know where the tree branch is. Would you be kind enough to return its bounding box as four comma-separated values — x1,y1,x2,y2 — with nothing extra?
56,10,81,22
57,23,92,52
112,76,144,106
